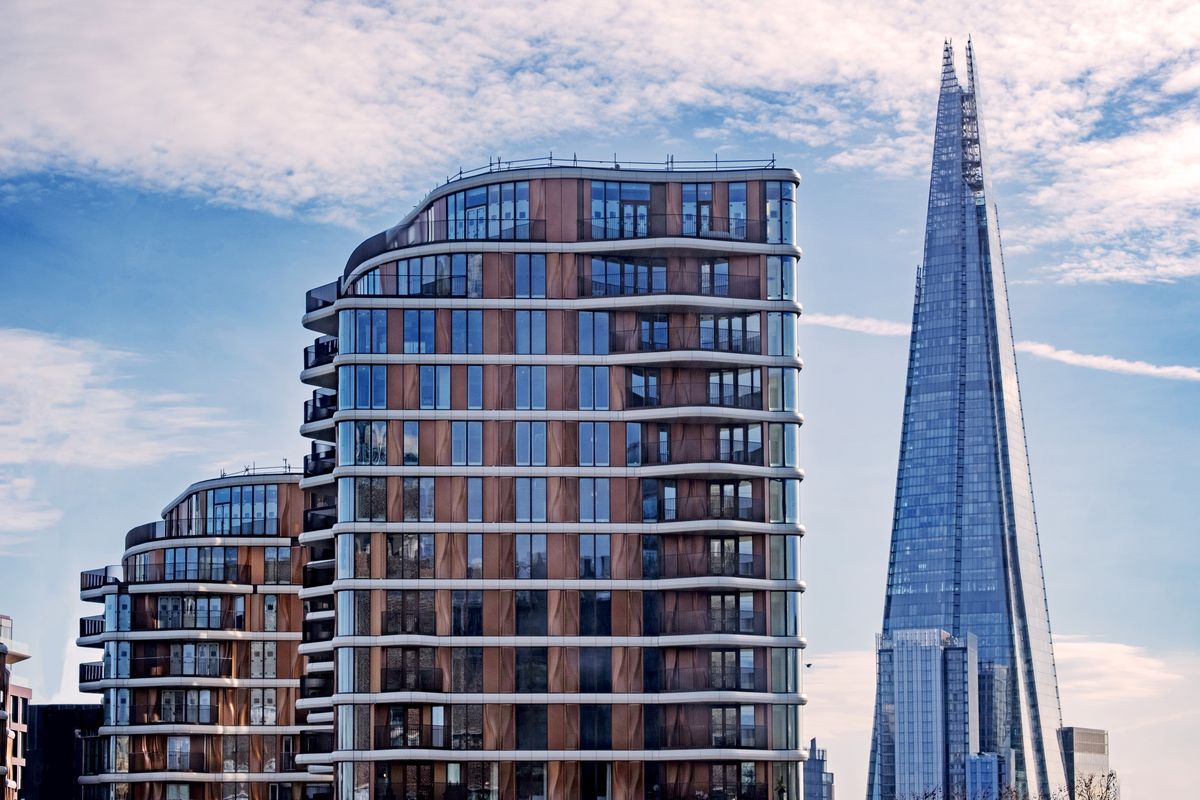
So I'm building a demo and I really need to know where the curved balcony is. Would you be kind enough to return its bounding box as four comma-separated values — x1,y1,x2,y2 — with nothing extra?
305,335,339,370
121,563,251,586
649,782,771,800
654,552,765,580
305,443,336,478
304,505,337,533
381,667,444,693
577,268,762,301
651,609,767,637
80,615,105,638
343,219,548,278
300,674,334,700
651,666,769,694
79,661,104,683
624,381,763,413
606,326,765,357
80,566,121,591
307,281,338,313
648,495,766,525
304,388,338,425
125,704,220,726
304,617,335,644
304,560,335,589
124,516,283,549
577,215,779,245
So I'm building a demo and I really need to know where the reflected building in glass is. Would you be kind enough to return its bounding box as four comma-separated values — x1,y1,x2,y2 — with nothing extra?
866,41,1066,799
298,160,808,800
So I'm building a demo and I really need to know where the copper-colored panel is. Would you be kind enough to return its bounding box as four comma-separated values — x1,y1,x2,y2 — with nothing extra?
551,759,580,799
493,365,513,411
435,589,452,636
435,307,452,354
496,423,514,468
386,476,403,523
499,647,515,693
495,477,515,523
562,534,579,579
497,253,515,299
482,647,503,692
496,534,515,579
451,364,468,410
610,533,637,580
546,309,565,355
401,364,420,410
612,704,644,750
483,534,504,580
483,307,503,356
612,646,643,694
439,477,465,522
563,702,580,750
482,252,502,298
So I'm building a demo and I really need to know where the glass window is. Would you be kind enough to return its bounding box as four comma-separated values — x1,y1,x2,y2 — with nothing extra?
701,259,730,296
682,182,713,235
578,311,610,355
515,590,547,635
451,591,483,635
767,368,799,411
767,256,797,300
466,534,483,578
419,365,451,410
579,533,610,579
515,254,546,298
404,309,436,354
580,705,612,749
451,310,483,354
467,478,482,522
515,366,546,410
515,648,548,692
338,365,386,410
767,312,798,357
402,477,435,522
452,421,483,466
467,365,484,410
515,421,547,466
387,533,435,579
515,707,547,751
403,421,420,465
515,533,547,579
765,181,797,244
728,182,747,240
579,478,609,523
515,478,546,522
515,310,546,355
339,420,387,466
769,479,800,524
338,309,387,354
449,182,530,241
578,366,609,410
768,423,799,467
578,421,609,466
580,648,611,692
580,590,611,636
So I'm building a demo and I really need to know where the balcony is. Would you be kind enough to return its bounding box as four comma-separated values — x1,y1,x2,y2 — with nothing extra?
647,495,765,524
304,505,337,532
655,552,765,580
304,335,339,369
626,437,764,469
651,666,769,693
127,704,219,725
80,566,121,591
381,667,444,693
607,326,763,356
306,280,338,313
300,674,334,700
654,609,767,637
304,442,336,478
123,516,282,548
625,381,763,412
648,783,770,800
344,219,548,278
577,268,761,301
123,563,251,585
380,611,436,637
577,215,776,244
374,784,494,800
79,615,105,637
652,723,770,750
374,724,465,751
307,539,335,562
303,618,335,644
304,594,335,614
304,388,338,425
303,560,334,589
126,750,210,773
78,661,104,683
301,730,334,755
138,608,246,632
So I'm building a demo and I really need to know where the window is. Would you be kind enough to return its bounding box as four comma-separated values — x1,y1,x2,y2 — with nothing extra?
250,641,277,678
579,478,609,523
452,591,482,636
709,536,755,577
205,484,279,535
767,312,798,357
338,420,387,466
403,310,436,354
728,182,747,239
515,310,546,354
515,590,547,635
167,736,192,772
709,480,753,520
769,535,800,581
263,547,289,584
452,310,483,354
448,181,529,240
450,704,483,751
387,533,435,579
222,734,250,772
708,368,761,409
467,365,484,409
577,311,610,355
625,423,642,466
340,477,386,522
579,590,611,636
385,591,436,635
578,366,609,410
769,479,800,523
339,309,387,354
250,688,276,725
639,313,668,351
641,534,660,580
700,313,760,354
396,254,482,297
161,689,213,724
765,181,796,244
580,705,612,749
767,368,799,411
720,425,763,464
516,762,547,800
627,367,659,408
578,422,609,466
515,254,546,298
515,366,546,409
579,534,610,579
466,534,483,578
402,478,435,521
515,706,547,750
166,785,190,800
590,181,650,239
419,365,451,409
515,533,547,579
403,421,420,465
584,256,666,296
641,478,676,522
682,182,713,235
338,365,386,410
515,421,547,466
515,648,548,692
579,648,611,692
701,259,729,296
467,478,482,522
515,477,546,522
262,595,276,632
451,647,483,692
452,421,483,466
768,423,799,467
767,256,797,300
770,591,799,636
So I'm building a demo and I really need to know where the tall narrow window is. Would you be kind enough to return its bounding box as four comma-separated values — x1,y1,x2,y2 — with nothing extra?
578,311,610,355
451,310,483,354
515,366,546,410
728,182,747,240
515,421,547,466
515,254,546,298
578,422,609,466
765,181,797,244
578,366,609,410
515,310,546,354
682,183,713,235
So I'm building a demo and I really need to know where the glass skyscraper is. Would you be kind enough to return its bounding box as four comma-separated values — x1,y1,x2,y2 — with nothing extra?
867,41,1065,799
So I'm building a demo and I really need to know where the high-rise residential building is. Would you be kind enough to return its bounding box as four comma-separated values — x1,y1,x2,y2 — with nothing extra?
298,160,808,800
1060,728,1118,799
866,40,1066,799
24,703,105,800
1,615,32,800
77,471,330,800
803,737,834,800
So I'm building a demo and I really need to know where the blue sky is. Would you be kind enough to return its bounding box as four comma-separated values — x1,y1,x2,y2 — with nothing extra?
2,2,1198,796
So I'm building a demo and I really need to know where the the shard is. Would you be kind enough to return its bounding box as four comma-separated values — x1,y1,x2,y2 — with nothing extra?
867,40,1066,799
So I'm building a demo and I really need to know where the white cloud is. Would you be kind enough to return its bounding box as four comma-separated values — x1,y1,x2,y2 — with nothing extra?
802,312,1200,382
0,1,1197,281
0,328,232,468
1054,634,1183,703
0,474,61,533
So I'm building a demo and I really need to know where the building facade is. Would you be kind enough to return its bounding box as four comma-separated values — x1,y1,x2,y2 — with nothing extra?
25,703,105,800
77,472,330,800
1060,728,1117,799
298,162,808,800
1,616,32,800
802,737,833,800
866,41,1066,799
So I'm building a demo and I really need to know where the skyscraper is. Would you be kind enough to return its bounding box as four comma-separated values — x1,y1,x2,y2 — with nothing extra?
867,41,1065,799
804,737,835,800
1060,728,1118,799
298,160,808,800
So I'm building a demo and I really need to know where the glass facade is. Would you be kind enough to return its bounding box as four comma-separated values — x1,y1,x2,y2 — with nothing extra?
868,42,1065,800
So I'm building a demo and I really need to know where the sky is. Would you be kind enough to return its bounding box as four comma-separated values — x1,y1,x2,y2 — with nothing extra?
1,1,1198,796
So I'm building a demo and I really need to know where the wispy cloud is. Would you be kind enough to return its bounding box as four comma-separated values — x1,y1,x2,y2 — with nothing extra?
1054,634,1183,703
0,328,233,468
0,474,61,534
0,1,1196,280
802,313,1200,382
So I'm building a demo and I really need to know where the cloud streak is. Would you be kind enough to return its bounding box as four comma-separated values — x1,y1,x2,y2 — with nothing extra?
802,313,1200,382
0,1,1197,280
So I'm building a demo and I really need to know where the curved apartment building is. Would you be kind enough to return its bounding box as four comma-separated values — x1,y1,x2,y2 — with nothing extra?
78,472,330,800
299,162,808,800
